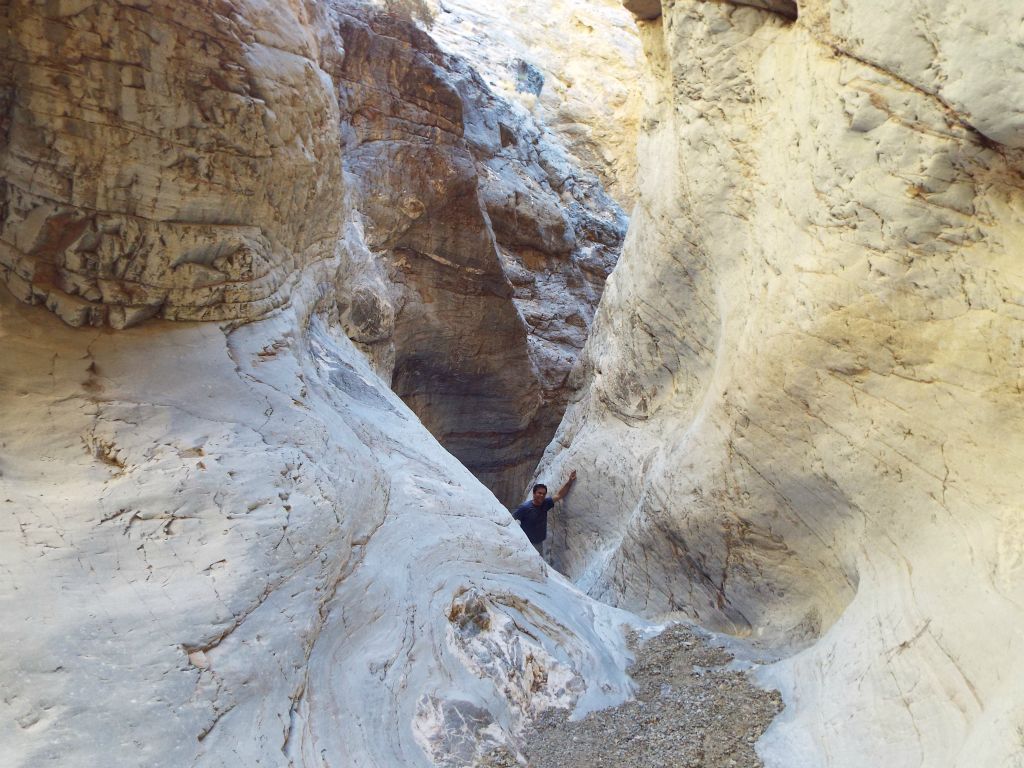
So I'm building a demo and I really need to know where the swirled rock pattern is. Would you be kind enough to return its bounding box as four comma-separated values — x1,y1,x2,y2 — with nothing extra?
0,285,638,767
0,1,635,766
539,1,1024,766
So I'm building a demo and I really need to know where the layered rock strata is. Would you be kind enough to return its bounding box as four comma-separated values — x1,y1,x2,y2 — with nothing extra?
0,2,637,766
331,8,626,505
0,0,344,328
540,1,1024,766
0,0,627,505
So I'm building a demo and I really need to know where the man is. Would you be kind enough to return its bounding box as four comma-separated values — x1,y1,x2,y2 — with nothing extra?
512,470,577,561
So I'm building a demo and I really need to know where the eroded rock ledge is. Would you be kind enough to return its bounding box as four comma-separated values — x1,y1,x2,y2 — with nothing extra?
0,0,628,504
0,1,345,328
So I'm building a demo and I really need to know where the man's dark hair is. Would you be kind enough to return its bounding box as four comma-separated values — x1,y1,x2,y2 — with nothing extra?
532,483,548,494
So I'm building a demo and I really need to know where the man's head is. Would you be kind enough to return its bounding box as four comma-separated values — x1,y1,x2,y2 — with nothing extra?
531,483,548,506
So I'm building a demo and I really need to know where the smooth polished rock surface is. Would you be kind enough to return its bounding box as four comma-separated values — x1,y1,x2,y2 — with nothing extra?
540,2,1024,766
801,0,1024,148
0,284,639,768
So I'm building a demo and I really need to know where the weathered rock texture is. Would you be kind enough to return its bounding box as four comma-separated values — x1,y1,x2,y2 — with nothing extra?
0,2,637,766
332,9,626,505
425,0,645,208
540,1,1024,766
0,0,344,328
0,0,627,506
0,288,638,768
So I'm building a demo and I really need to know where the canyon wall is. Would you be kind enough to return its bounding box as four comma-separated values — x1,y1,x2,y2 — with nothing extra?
0,0,628,506
0,286,638,768
331,8,626,504
7,0,1022,765
424,0,644,208
540,1,1024,766
0,2,638,766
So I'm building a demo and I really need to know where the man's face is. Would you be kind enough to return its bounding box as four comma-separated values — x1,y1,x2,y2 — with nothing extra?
532,486,547,506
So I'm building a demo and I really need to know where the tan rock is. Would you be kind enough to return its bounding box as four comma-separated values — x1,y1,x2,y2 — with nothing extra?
541,2,1024,766
329,5,626,504
623,0,662,20
0,0,344,326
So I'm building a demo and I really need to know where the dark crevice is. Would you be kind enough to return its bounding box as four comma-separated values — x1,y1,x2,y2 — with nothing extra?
333,7,627,507
732,0,798,22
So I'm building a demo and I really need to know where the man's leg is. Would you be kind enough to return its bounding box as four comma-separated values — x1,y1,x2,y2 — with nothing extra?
531,538,549,563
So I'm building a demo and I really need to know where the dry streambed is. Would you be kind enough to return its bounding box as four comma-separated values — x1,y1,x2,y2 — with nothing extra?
485,622,782,768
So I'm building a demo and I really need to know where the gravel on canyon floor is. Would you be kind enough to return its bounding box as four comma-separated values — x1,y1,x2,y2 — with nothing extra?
483,622,783,768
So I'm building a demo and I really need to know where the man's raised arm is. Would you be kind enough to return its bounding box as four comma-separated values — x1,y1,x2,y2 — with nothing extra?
552,469,577,501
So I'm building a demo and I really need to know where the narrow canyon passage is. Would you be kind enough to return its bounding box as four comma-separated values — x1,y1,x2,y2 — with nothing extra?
329,6,628,508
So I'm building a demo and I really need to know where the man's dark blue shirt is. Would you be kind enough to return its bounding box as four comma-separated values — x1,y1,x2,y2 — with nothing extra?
512,497,555,543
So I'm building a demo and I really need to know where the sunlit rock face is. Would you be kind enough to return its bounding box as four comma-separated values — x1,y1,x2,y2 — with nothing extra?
0,2,638,766
801,0,1024,148
424,0,645,208
540,1,1024,766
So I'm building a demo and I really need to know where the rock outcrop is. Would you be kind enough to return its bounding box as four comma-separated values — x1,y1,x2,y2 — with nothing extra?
0,2,636,766
330,8,626,505
0,0,345,328
425,0,645,208
0,0,627,505
0,287,638,767
540,1,1024,766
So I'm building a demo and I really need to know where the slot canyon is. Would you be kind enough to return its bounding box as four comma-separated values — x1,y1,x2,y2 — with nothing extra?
2,1,1022,767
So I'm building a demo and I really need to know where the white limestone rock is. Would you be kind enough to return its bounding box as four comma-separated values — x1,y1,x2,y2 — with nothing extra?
0,283,639,767
540,2,1024,766
425,0,645,207
802,0,1024,148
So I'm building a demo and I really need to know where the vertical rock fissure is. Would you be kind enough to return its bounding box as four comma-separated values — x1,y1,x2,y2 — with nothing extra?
331,5,628,506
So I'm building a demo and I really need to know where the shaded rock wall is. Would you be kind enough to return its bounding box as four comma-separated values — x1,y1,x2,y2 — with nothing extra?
540,1,1024,766
330,7,625,505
